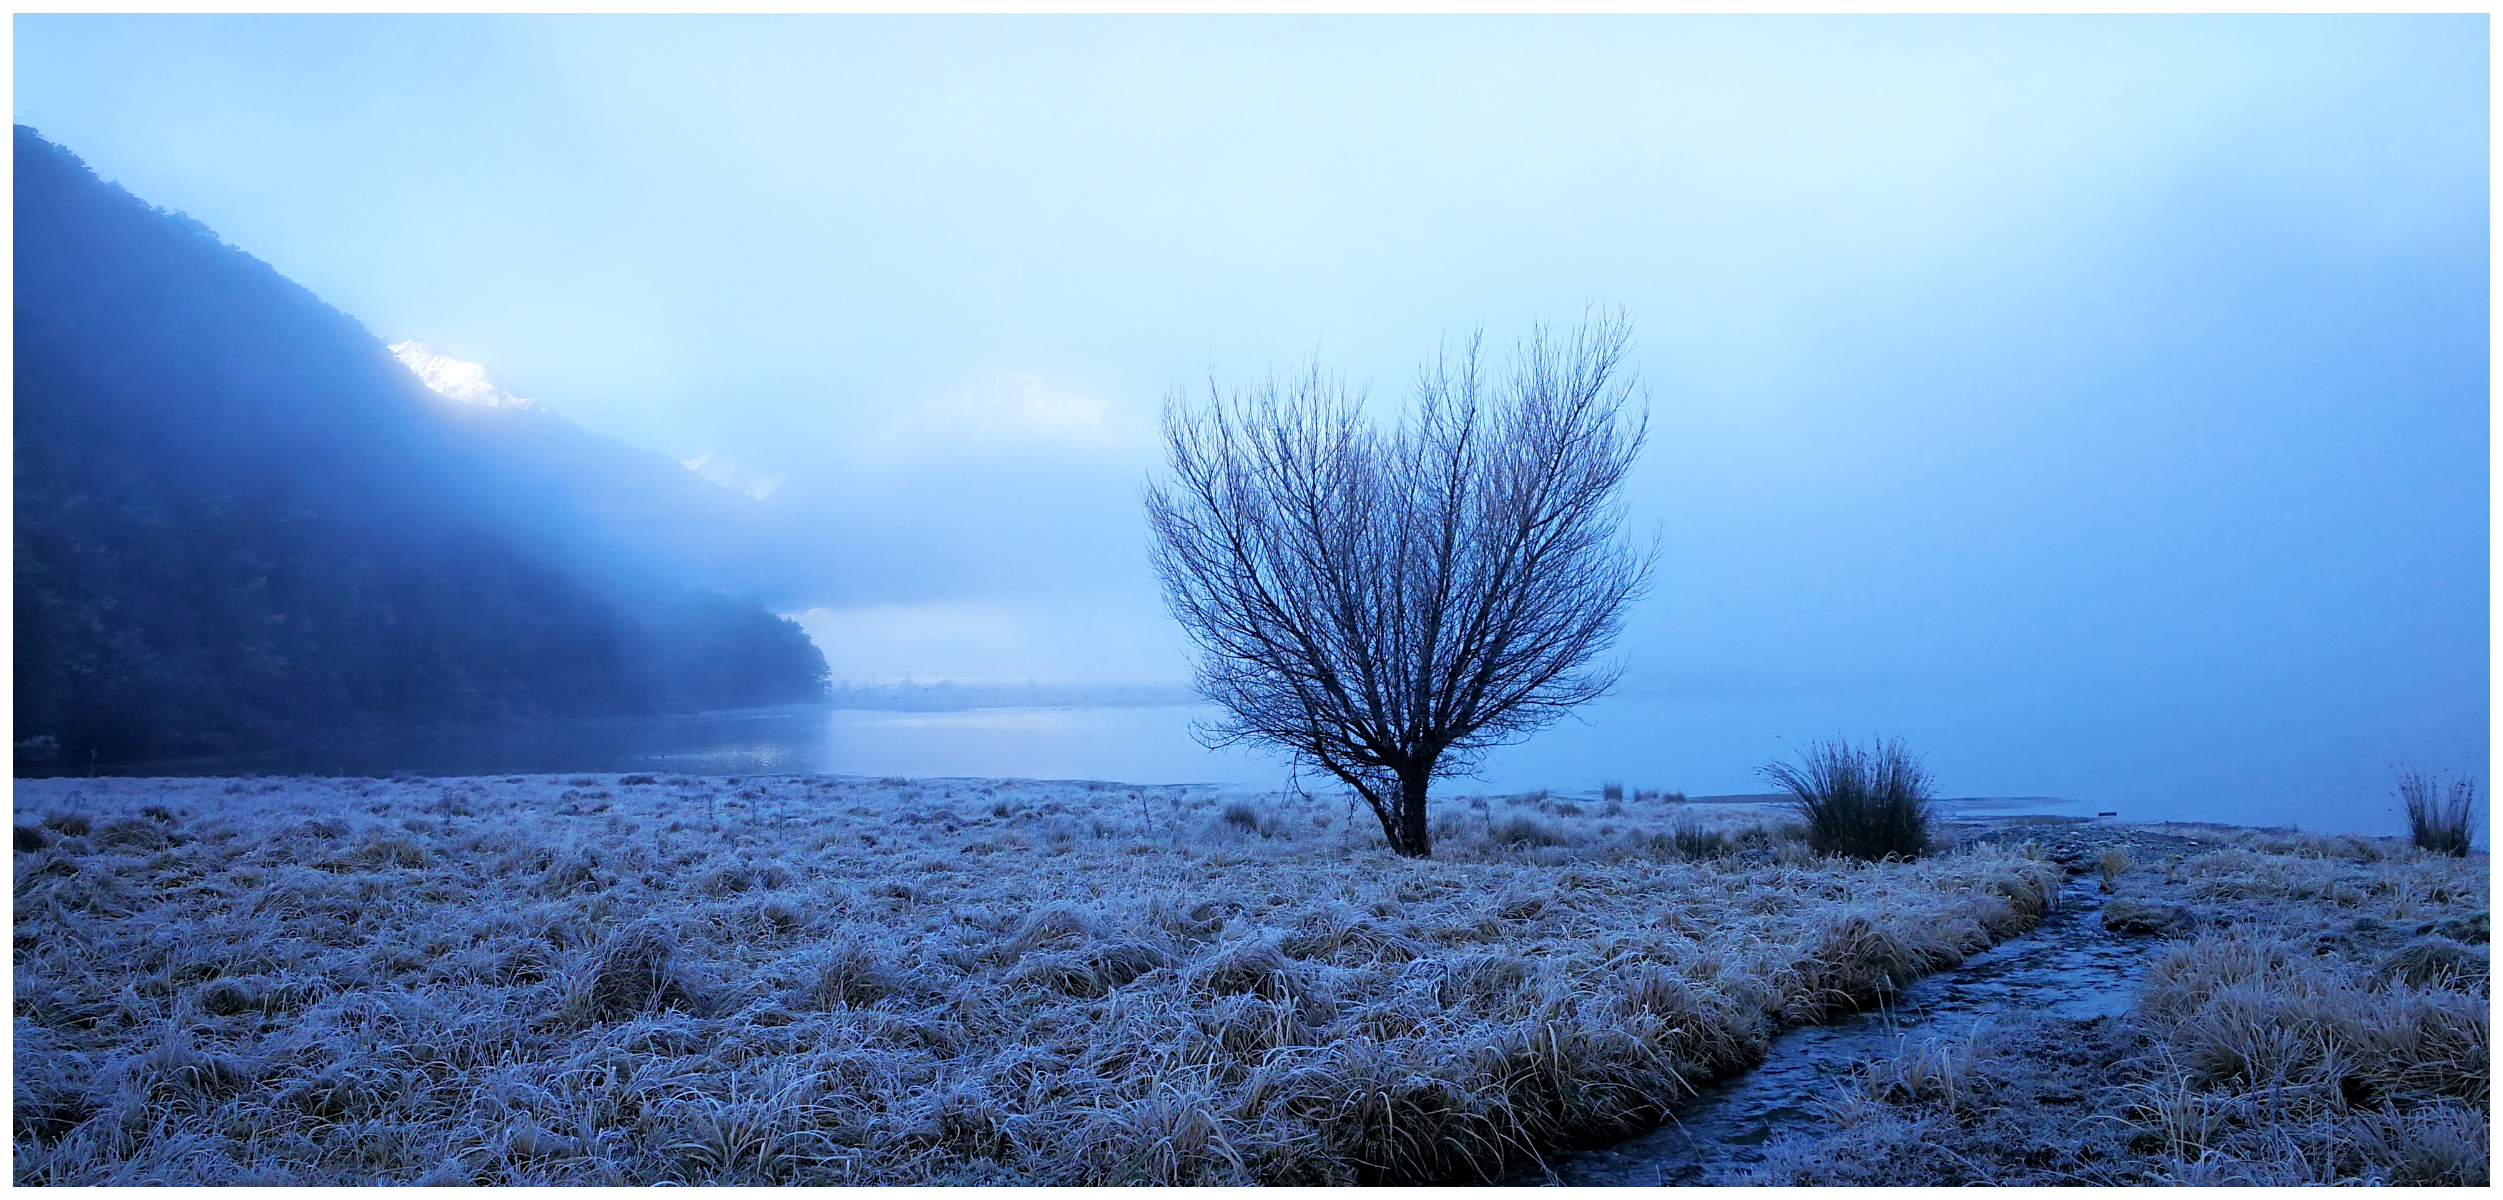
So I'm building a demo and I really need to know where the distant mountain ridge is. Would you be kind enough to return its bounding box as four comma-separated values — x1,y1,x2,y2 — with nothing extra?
12,125,828,765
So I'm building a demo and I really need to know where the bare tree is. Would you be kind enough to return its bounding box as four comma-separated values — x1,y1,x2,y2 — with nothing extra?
1146,315,1653,857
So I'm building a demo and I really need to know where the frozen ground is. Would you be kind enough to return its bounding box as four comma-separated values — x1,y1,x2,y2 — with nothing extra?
1579,820,2488,1186
12,771,2067,1184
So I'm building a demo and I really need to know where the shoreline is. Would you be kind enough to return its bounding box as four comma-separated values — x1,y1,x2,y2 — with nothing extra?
18,760,2424,846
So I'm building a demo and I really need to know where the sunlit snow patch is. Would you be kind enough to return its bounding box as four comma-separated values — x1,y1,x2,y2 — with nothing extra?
389,339,542,410
681,452,784,500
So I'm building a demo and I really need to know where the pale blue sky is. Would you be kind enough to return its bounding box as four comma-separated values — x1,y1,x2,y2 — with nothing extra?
14,15,2488,829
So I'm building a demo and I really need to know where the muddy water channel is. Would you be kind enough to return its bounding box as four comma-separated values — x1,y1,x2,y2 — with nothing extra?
1514,879,2158,1185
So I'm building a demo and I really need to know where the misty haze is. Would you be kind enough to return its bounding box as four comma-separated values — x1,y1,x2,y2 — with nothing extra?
12,15,2488,1187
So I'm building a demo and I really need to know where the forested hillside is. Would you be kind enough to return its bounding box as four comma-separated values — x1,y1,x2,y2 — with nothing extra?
13,125,826,765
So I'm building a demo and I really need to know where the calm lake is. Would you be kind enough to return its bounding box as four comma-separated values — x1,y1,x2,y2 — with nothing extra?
40,683,2472,841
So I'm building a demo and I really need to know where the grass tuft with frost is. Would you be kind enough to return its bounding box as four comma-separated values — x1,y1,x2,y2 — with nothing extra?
2396,768,2478,857
1760,737,1936,861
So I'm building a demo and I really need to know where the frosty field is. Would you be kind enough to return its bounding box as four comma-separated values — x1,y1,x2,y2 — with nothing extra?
13,771,2075,1185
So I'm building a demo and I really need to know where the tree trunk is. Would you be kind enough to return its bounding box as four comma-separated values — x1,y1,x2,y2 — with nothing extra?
1392,768,1433,858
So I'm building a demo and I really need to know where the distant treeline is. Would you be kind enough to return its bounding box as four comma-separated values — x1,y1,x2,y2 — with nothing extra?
14,126,827,766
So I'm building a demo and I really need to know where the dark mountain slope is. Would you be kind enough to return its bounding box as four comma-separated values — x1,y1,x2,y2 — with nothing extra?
13,126,825,764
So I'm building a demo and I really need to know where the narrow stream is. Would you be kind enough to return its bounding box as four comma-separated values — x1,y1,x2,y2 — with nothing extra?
1511,881,2160,1186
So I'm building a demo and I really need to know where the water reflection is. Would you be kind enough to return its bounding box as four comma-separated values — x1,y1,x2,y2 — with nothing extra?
813,706,1270,783
38,703,1276,788
32,687,2462,839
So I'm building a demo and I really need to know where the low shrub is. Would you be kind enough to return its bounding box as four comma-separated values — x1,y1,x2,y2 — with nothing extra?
2396,768,2477,857
1759,737,1934,861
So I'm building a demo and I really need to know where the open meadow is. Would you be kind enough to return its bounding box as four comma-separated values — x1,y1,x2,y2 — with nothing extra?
15,772,2067,1185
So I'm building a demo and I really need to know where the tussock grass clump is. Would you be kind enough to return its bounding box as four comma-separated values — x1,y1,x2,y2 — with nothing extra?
2096,847,2130,893
1214,802,1287,840
41,811,92,837
570,925,702,1022
1671,815,1730,860
1782,913,1932,1022
2396,768,2477,857
1759,737,1935,861
1001,904,1095,957
1489,815,1568,849
1005,950,1112,998
1088,939,1177,987
794,939,901,1009
1856,1027,1986,1114
2374,936,2487,991
1187,934,1314,1005
93,816,176,851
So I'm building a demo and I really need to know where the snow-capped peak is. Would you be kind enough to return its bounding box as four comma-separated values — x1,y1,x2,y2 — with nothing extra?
389,340,541,411
682,452,784,500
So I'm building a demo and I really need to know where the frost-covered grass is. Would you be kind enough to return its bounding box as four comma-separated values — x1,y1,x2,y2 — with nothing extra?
14,773,2059,1184
2124,827,2490,1185
1716,823,2489,1186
